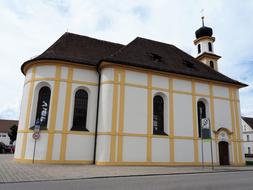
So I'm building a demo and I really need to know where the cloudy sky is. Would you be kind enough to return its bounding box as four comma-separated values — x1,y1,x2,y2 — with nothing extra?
0,0,252,119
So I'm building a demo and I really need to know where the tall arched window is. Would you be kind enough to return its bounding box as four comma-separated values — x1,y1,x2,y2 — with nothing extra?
35,86,51,129
208,42,212,52
153,95,166,135
210,61,214,69
198,44,201,54
71,89,89,131
197,101,206,137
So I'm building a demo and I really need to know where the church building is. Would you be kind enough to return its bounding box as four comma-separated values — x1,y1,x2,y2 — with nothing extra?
14,20,247,166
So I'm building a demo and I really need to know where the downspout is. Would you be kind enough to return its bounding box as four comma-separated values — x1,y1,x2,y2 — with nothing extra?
93,66,101,164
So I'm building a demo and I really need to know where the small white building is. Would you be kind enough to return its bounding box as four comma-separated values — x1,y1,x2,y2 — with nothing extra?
0,119,18,146
241,117,253,163
14,20,247,166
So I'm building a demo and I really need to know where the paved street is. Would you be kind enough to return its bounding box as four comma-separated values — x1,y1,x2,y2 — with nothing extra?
1,171,253,190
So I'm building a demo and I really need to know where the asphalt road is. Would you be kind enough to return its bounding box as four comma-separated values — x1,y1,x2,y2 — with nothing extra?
0,171,253,190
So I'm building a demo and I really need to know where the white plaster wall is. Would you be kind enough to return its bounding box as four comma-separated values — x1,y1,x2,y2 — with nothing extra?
61,66,68,80
195,82,209,95
25,67,33,83
52,134,62,160
125,70,147,85
198,140,217,163
14,133,23,158
72,68,98,83
124,86,147,134
174,94,193,136
214,99,232,131
213,85,229,98
65,134,94,160
123,136,146,162
68,84,98,132
36,65,56,78
197,39,214,55
152,138,170,162
25,133,48,160
174,139,194,162
55,82,67,131
96,135,111,162
101,68,114,82
173,79,192,92
152,75,168,89
98,84,113,132
18,83,30,131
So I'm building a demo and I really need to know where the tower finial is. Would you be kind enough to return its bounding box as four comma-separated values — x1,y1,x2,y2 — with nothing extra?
201,9,205,26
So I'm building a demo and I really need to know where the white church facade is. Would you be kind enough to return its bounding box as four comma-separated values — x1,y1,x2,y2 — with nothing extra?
14,22,247,166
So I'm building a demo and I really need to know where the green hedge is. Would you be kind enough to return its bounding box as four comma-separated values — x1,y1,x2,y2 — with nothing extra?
246,161,253,165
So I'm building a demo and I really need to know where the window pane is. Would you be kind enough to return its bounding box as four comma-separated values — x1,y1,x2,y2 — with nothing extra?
153,95,166,135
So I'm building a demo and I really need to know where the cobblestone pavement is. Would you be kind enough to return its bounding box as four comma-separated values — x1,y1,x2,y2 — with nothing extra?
0,155,252,183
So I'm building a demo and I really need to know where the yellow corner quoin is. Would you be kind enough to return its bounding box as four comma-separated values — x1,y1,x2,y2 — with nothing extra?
191,81,199,163
21,66,36,159
146,73,152,162
60,67,73,162
169,78,175,162
117,69,126,162
110,68,119,162
46,66,62,161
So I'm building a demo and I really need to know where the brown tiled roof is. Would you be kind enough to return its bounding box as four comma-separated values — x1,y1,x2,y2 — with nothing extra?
102,37,246,87
242,117,253,130
21,33,247,87
0,120,18,133
21,32,124,73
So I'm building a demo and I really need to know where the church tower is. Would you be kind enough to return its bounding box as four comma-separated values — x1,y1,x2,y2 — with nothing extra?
194,16,221,71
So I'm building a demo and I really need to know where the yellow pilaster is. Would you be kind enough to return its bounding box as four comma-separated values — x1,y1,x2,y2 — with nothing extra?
191,81,199,163
21,67,36,159
110,68,119,162
117,69,126,162
59,67,73,161
147,73,152,162
169,78,175,162
229,88,238,164
46,66,62,161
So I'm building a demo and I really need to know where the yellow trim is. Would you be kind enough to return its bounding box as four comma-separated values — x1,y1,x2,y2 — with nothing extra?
209,83,215,131
23,60,96,74
59,67,73,162
117,69,126,162
192,81,199,163
110,68,119,162
46,66,62,161
25,78,98,87
96,161,222,166
15,158,93,164
18,130,96,135
233,90,243,164
146,73,152,162
100,62,244,88
169,78,175,162
21,67,36,159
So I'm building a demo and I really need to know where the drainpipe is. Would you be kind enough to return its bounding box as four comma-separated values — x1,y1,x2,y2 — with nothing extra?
93,66,101,164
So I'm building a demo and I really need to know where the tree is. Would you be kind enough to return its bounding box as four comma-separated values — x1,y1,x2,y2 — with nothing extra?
8,124,17,144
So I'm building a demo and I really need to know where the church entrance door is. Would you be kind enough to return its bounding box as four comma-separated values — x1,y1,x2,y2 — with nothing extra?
218,141,229,165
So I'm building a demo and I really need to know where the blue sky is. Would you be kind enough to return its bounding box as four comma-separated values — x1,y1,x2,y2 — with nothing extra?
0,0,252,119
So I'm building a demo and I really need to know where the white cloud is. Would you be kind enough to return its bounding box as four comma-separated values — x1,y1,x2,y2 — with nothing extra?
0,0,252,119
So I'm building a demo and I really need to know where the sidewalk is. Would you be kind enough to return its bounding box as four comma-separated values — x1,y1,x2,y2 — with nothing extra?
0,155,252,183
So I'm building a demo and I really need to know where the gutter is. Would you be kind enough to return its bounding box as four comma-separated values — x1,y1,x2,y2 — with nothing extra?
93,66,101,164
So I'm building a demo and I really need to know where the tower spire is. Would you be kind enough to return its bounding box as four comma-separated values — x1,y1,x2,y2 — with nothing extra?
201,9,205,26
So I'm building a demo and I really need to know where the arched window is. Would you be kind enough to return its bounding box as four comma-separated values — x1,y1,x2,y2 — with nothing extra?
210,61,214,69
153,95,166,135
71,89,89,131
248,147,251,154
197,101,207,138
208,42,212,52
198,44,201,54
35,86,51,129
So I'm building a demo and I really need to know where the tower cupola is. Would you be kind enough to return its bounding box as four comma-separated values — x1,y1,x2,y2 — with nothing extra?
194,16,221,71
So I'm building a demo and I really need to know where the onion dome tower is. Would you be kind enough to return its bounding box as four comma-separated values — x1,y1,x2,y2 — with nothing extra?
194,16,221,71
